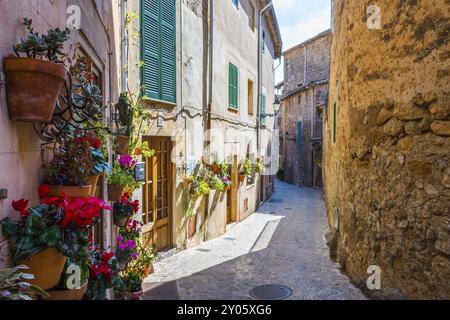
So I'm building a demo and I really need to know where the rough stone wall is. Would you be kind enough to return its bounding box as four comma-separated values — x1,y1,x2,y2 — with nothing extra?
282,32,331,187
324,0,450,299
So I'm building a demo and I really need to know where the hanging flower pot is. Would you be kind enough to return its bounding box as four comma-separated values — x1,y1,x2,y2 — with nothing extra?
211,164,221,174
143,264,154,277
89,175,100,197
132,146,141,156
114,215,130,228
4,57,66,122
183,177,193,188
48,185,92,198
16,247,67,291
238,174,246,183
108,184,125,202
45,281,88,300
115,135,130,155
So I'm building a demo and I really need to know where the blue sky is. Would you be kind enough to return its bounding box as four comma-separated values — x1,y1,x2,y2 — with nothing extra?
272,0,331,83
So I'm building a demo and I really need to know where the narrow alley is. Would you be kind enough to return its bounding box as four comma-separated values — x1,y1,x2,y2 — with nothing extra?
143,181,365,300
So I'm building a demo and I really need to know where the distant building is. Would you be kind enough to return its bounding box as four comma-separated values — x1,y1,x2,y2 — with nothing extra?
280,30,332,188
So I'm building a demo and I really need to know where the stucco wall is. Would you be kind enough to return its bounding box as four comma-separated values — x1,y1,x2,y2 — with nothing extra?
324,0,450,299
0,0,120,268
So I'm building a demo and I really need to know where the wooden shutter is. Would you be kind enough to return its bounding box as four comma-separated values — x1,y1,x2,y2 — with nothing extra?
229,63,238,109
142,0,160,100
141,0,176,103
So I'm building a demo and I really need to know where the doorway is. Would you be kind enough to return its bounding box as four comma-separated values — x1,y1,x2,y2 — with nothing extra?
141,136,173,251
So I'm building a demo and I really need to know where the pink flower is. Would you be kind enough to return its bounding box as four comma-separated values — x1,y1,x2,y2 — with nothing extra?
126,240,136,249
118,155,137,169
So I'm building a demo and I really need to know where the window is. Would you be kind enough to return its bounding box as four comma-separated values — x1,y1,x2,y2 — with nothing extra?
232,0,239,8
229,63,239,109
260,94,266,126
141,0,176,103
248,2,255,30
247,79,254,115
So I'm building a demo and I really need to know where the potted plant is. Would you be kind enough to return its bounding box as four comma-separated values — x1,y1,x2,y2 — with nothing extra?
114,93,132,155
185,205,197,239
112,193,139,227
239,158,253,183
253,159,265,174
85,132,111,197
209,175,225,192
0,200,67,290
115,270,144,300
107,157,136,201
136,244,157,277
0,265,48,300
84,250,121,300
222,177,233,190
189,180,211,198
45,134,94,197
4,18,70,122
132,141,155,158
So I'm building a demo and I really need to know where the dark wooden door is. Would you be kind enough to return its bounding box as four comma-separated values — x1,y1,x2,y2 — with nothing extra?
141,136,172,251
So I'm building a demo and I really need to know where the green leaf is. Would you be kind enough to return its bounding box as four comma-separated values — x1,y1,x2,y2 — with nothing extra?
38,225,61,247
0,218,19,240
12,237,45,262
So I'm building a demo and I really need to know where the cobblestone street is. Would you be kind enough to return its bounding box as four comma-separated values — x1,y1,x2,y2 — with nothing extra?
143,181,365,300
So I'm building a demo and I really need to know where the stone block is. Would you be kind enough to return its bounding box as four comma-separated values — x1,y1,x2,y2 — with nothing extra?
431,121,450,136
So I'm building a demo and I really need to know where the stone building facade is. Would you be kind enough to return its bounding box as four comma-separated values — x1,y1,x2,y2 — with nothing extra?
122,0,282,250
281,30,331,187
0,0,121,268
324,0,450,299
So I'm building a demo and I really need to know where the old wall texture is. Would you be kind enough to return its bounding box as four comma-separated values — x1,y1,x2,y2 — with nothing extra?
282,31,331,187
0,0,120,268
324,0,450,299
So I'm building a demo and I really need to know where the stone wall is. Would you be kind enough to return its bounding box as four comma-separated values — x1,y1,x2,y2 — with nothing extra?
324,0,450,299
282,31,331,187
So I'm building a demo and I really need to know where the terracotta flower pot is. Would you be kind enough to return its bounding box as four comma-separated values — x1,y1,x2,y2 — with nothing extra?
45,281,88,300
225,185,232,191
114,215,130,228
143,264,154,277
117,290,143,300
183,177,192,188
211,164,221,174
132,147,141,156
4,57,66,122
108,184,124,201
187,215,197,239
48,185,92,198
115,135,130,155
16,247,67,291
89,175,100,197
238,174,246,183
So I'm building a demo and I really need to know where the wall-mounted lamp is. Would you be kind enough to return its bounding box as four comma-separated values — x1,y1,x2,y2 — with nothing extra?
273,96,281,114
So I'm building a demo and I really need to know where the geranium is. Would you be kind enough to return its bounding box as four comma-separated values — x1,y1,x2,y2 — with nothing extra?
118,155,137,169
11,199,30,220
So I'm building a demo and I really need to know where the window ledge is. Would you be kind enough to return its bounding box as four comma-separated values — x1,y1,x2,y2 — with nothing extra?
142,97,177,110
228,107,239,113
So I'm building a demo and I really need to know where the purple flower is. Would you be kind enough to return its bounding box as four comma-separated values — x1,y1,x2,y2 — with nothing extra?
117,235,123,243
118,243,126,251
132,253,139,260
126,239,136,249
118,155,137,168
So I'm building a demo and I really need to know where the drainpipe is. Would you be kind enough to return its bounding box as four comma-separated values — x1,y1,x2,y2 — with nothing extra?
121,0,128,92
257,1,273,159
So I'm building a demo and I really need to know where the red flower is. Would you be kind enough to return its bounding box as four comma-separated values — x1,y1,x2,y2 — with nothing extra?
12,199,30,220
60,196,111,229
38,184,51,199
132,200,140,213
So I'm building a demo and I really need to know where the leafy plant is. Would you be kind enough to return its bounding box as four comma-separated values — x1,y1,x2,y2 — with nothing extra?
240,158,253,177
0,266,48,300
115,92,133,137
137,141,155,158
14,17,70,62
253,160,265,173
135,244,156,271
116,270,142,293
46,134,94,186
107,163,135,186
210,175,225,191
190,180,211,198
113,194,139,221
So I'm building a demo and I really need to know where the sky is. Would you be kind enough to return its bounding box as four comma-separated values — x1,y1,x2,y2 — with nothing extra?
272,0,331,83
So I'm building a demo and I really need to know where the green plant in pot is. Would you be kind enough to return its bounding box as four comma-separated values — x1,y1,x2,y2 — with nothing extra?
189,180,211,198
0,265,49,300
45,134,94,198
239,158,253,182
107,160,135,202
114,92,133,155
112,193,139,227
185,204,197,239
5,17,70,122
115,269,143,300
253,159,265,174
209,175,225,192
134,244,157,277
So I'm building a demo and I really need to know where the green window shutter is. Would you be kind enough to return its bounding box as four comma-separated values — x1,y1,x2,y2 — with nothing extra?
142,0,160,100
141,0,176,103
160,0,176,103
232,0,239,8
229,63,238,109
297,121,302,154
260,94,266,125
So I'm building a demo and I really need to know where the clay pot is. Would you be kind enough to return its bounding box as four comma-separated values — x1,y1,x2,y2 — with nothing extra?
132,147,141,156
115,135,130,155
117,290,143,300
4,57,66,122
183,177,192,188
108,184,124,202
48,185,92,198
225,185,232,191
45,282,88,300
16,247,67,291
211,164,221,174
238,174,246,183
143,264,154,277
114,216,130,228
89,175,100,197
187,215,197,239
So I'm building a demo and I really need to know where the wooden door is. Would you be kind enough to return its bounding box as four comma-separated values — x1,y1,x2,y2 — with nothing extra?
141,137,172,251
